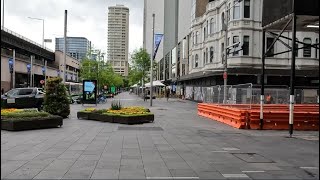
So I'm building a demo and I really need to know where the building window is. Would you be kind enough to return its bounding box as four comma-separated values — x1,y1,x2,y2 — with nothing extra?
233,0,240,19
195,54,198,67
303,38,312,57
243,36,249,55
210,47,214,62
192,32,195,45
204,27,206,41
210,18,214,34
196,31,200,44
203,51,206,65
206,48,208,63
316,38,318,58
244,0,250,18
227,3,231,21
207,20,209,37
266,37,275,57
295,39,299,57
233,36,239,56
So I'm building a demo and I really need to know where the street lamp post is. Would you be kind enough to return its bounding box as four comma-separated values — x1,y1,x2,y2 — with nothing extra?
150,13,155,107
2,0,4,28
28,17,44,47
222,0,243,104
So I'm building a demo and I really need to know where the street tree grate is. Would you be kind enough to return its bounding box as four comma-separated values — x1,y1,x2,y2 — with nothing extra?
232,153,274,163
118,127,164,131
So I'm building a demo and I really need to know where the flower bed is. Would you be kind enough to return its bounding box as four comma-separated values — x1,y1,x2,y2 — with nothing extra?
77,107,154,124
1,108,63,131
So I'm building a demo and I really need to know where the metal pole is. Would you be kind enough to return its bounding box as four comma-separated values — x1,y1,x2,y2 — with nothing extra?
13,49,15,88
150,13,155,106
44,59,47,85
2,0,4,28
223,9,228,104
260,30,266,130
289,8,297,137
63,10,67,83
30,55,34,87
42,19,44,47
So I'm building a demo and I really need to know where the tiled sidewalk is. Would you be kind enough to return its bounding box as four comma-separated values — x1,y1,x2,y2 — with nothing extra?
1,92,319,179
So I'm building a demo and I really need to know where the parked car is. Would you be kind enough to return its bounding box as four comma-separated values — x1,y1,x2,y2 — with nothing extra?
1,88,45,110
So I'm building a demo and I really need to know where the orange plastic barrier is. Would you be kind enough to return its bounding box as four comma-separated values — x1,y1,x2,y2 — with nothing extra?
198,103,319,130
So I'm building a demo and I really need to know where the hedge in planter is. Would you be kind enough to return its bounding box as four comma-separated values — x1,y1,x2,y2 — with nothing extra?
43,77,70,118
77,106,154,124
1,109,63,131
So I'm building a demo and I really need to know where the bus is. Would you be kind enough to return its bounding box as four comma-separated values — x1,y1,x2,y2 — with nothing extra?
65,82,83,96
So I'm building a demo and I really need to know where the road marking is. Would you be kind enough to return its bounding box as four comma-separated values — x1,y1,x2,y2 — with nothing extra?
211,150,228,153
242,171,265,173
222,147,240,151
222,174,249,178
222,174,250,178
300,167,319,169
147,177,199,179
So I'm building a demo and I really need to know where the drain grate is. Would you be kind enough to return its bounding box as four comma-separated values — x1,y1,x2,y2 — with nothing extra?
232,153,274,163
118,127,163,131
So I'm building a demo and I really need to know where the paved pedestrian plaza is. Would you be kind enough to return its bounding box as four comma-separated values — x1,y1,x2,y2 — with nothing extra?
1,92,319,179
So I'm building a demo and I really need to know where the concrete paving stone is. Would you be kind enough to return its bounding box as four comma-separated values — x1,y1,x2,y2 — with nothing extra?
4,167,43,179
20,159,54,170
33,170,66,179
96,160,121,169
67,143,89,151
57,150,83,159
63,169,93,179
197,171,226,179
249,163,283,171
90,168,119,179
144,167,172,178
119,169,146,179
1,161,28,178
169,169,198,177
78,154,101,161
165,161,191,170
43,159,76,171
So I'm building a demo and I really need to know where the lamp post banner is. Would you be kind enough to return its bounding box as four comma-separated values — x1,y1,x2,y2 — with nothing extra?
153,33,163,60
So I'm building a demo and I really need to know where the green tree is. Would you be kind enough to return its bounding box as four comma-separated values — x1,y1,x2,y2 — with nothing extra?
44,77,70,118
129,48,151,86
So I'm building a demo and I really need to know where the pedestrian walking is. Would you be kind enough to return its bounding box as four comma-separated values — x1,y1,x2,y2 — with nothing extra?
166,88,170,101
266,94,273,104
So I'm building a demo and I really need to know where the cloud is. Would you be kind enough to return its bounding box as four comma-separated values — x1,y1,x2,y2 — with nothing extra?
2,0,143,57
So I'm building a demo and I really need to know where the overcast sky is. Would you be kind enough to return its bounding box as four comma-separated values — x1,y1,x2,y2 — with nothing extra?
1,0,143,59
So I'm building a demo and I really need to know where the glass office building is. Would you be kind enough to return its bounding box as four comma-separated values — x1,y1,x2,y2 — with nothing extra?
55,37,91,61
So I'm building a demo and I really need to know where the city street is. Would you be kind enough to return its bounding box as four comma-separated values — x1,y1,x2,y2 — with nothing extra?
1,92,319,179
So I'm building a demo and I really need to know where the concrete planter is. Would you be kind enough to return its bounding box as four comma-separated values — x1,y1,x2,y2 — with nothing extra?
77,112,90,119
76,111,154,125
1,115,63,131
113,114,154,125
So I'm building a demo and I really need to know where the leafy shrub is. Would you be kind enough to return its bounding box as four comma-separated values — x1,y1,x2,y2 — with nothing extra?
43,77,70,118
111,100,122,110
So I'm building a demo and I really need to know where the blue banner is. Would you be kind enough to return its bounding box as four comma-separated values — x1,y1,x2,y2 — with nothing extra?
153,34,163,60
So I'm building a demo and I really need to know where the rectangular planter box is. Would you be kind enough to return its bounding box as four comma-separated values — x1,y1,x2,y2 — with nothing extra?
1,115,63,131
91,113,113,123
113,114,154,125
77,112,90,119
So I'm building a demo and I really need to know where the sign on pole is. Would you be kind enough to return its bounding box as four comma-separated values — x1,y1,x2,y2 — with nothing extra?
153,34,163,60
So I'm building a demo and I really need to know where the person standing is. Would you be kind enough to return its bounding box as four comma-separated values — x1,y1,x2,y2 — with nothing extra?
166,88,170,101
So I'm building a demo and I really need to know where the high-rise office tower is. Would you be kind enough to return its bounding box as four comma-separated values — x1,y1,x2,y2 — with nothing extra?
55,37,91,61
107,4,129,76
